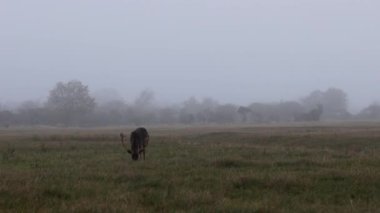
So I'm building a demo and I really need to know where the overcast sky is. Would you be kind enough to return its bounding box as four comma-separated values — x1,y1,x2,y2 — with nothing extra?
1,0,379,111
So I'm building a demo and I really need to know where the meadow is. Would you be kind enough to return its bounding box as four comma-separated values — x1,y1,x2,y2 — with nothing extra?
1,124,380,212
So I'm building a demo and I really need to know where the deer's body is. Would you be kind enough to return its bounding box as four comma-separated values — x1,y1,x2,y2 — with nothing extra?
120,127,149,161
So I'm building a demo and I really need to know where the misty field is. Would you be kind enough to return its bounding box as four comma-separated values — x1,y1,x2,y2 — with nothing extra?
1,124,380,212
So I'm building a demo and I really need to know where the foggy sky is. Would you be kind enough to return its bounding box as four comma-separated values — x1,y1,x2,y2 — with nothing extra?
1,0,379,112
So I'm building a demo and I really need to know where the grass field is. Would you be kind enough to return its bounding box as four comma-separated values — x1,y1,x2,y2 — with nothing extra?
1,124,380,212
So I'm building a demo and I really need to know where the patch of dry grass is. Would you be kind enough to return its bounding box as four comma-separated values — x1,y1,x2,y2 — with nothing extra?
1,124,380,212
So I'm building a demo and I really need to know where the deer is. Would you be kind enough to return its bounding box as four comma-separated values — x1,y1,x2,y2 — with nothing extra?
120,127,149,161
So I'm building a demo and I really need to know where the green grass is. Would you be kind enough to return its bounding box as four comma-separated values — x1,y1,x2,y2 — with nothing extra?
1,124,380,212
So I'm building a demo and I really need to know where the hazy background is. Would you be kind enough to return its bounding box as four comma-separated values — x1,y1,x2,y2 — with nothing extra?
1,0,379,112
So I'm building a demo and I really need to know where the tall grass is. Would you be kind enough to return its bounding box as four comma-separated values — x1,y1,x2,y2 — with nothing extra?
1,125,380,212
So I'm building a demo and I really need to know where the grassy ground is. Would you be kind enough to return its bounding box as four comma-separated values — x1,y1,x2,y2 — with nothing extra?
1,124,380,212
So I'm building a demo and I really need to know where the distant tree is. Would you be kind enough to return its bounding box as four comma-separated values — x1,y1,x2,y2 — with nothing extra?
179,97,200,124
158,107,179,124
302,90,324,109
17,101,44,125
295,104,323,122
0,110,14,127
93,88,123,105
197,98,218,123
323,88,348,118
135,89,155,107
246,101,304,123
302,88,349,120
358,103,380,120
46,80,95,125
237,106,252,123
276,101,304,122
249,103,276,123
95,100,129,125
179,97,219,124
179,111,195,124
213,104,238,123
182,97,201,114
131,89,156,125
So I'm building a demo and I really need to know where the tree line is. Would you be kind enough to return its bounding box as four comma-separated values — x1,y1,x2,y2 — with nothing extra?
0,80,378,127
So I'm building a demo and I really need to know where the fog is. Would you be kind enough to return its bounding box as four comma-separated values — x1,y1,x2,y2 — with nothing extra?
1,0,380,112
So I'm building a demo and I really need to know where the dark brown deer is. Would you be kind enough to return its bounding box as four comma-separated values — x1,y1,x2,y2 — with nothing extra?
120,127,149,161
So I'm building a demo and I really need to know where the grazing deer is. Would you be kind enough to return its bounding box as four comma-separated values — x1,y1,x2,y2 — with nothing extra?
120,127,149,161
